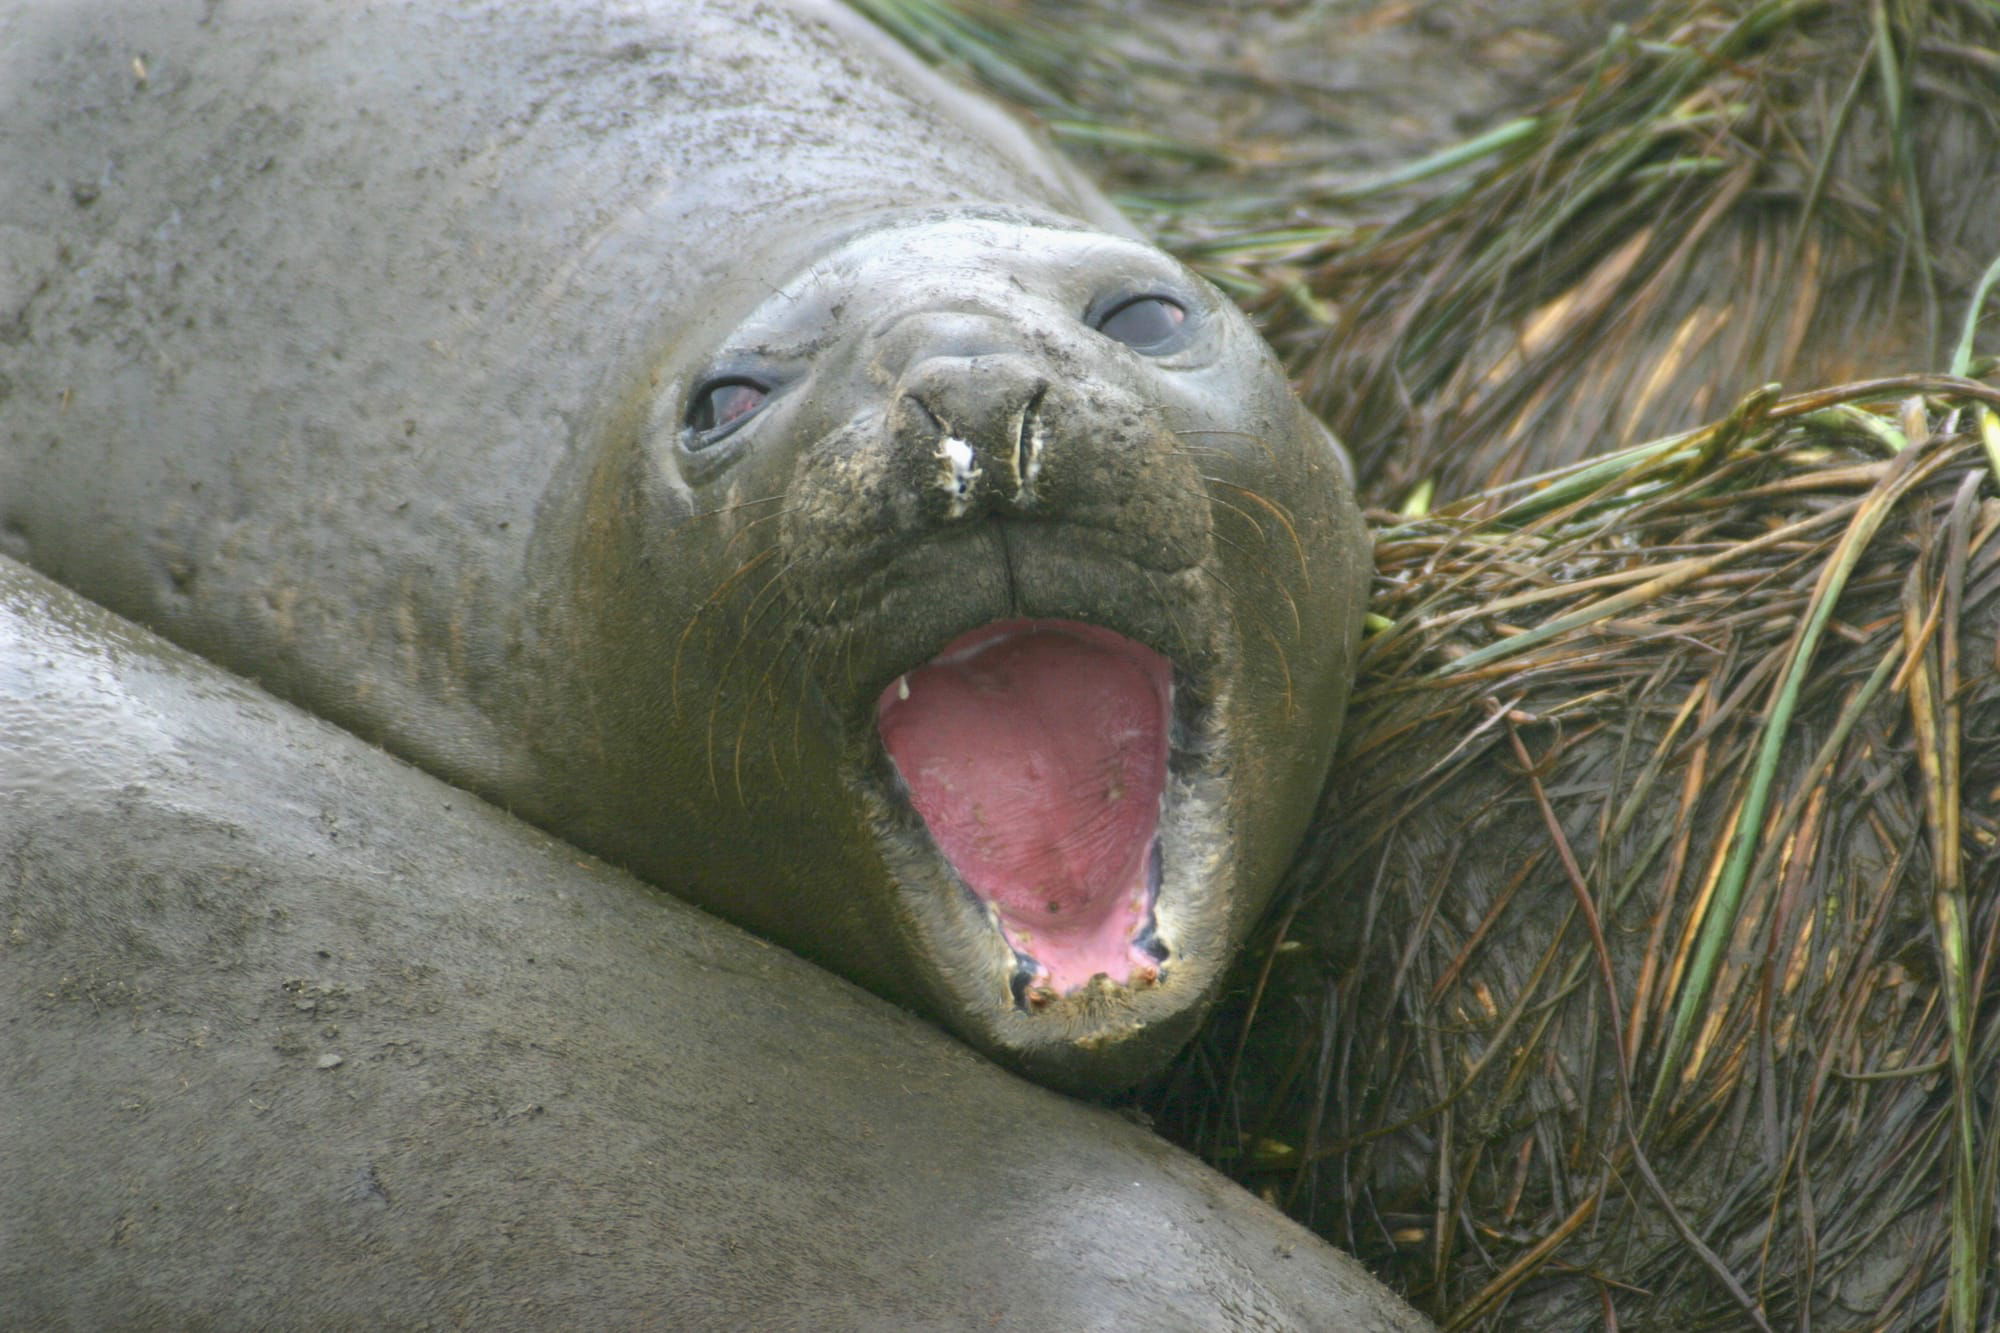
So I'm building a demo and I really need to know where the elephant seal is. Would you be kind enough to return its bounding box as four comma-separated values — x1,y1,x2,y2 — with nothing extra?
0,0,1368,1092
0,553,1429,1331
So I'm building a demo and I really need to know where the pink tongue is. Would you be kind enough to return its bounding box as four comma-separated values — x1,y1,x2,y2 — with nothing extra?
876,620,1171,995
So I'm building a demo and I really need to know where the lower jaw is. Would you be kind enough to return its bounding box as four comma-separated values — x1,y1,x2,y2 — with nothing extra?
1003,837,1169,1011
881,849,1220,1092
981,967,1216,1094
856,729,1245,1090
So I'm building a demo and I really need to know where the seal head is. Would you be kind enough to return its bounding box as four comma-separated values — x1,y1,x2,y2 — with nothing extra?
556,210,1370,1090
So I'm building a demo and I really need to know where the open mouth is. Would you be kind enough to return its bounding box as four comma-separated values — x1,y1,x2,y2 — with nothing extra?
875,619,1173,1008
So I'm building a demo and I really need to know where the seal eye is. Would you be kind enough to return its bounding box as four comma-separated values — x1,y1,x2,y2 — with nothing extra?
685,378,769,443
1095,296,1187,354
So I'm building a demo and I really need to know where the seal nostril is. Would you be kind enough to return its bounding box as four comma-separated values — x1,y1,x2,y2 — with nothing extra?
895,359,1055,519
1015,383,1048,499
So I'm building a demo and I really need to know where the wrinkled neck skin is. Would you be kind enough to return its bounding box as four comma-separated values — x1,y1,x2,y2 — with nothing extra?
535,209,1369,1092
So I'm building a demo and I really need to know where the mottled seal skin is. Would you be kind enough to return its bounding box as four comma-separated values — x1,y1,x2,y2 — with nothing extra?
0,554,1430,1331
0,0,1369,1089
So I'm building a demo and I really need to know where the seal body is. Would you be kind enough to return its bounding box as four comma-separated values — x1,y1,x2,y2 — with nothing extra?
0,554,1429,1331
0,0,1369,1088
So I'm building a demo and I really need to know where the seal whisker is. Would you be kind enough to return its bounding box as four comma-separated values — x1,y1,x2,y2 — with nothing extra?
705,558,805,804
684,492,789,521
1173,425,1283,472
1198,473,1302,527
1201,476,1313,594
1182,484,1279,543
673,546,779,724
1200,541,1304,640
1168,479,1299,591
713,505,797,565
1192,564,1299,718
738,601,829,801
718,559,806,697
785,617,849,768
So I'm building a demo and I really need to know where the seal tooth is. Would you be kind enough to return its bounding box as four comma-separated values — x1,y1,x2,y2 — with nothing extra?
1008,946,1049,1010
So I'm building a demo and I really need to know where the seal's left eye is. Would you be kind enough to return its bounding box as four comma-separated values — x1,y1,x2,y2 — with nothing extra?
686,378,769,442
1095,296,1186,354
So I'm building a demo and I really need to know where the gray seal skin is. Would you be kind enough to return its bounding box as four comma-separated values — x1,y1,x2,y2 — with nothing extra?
0,0,1369,1090
0,555,1431,1331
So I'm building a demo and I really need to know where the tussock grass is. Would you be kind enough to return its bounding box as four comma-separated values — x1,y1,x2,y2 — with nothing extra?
861,2,2000,1326
1157,379,2000,1330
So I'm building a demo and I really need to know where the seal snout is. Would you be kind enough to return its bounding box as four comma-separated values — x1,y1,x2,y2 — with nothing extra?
889,352,1050,520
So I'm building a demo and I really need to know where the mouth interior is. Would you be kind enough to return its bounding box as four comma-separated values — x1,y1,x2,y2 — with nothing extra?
876,619,1171,997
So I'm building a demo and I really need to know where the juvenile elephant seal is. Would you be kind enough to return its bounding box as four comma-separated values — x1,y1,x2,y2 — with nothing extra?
0,554,1429,1331
0,0,1369,1089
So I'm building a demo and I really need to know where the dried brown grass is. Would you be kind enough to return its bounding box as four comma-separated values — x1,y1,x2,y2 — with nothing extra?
859,2,2000,1326
1153,381,2000,1330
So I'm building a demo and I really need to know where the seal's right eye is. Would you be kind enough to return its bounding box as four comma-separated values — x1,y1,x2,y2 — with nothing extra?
685,378,769,444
